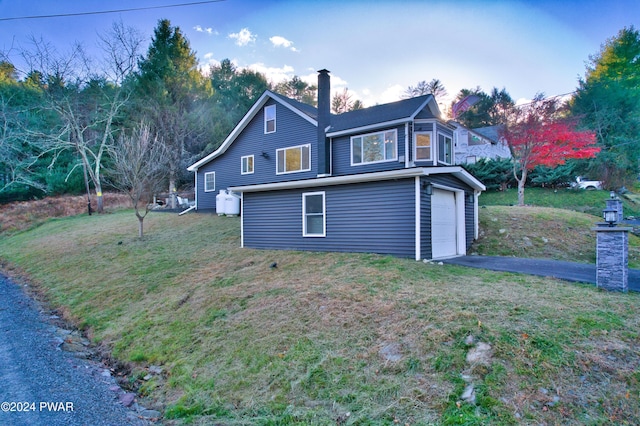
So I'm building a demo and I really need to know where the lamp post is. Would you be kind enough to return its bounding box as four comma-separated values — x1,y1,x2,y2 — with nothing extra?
592,205,630,292
606,192,624,223
603,207,618,227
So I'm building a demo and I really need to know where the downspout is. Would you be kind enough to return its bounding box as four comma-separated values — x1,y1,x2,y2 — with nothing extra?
415,176,421,261
474,191,480,240
240,193,244,248
194,170,198,210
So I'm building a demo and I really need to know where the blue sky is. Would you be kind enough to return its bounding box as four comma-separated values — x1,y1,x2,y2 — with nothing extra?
1,0,638,109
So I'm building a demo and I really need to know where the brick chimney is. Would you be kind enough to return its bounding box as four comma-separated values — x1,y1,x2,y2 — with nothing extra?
317,69,331,177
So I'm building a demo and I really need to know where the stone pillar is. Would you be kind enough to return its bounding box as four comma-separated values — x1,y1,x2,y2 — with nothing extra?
592,226,630,292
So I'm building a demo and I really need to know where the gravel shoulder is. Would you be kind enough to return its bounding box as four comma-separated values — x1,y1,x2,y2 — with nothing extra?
0,273,151,426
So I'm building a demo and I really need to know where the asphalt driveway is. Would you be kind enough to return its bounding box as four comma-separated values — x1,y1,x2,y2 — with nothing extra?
444,256,640,292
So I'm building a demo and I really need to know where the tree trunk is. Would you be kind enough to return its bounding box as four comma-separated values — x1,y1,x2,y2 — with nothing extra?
135,210,145,238
95,183,104,214
516,169,528,206
517,178,525,206
97,194,104,214
81,158,92,215
169,172,177,209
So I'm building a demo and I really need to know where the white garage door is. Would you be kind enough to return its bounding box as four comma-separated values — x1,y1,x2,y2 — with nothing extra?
431,188,457,258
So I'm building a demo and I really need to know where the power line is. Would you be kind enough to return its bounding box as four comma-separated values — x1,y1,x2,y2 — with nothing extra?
514,91,578,108
0,0,226,22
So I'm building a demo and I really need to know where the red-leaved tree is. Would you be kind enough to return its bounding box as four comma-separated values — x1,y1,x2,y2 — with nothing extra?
501,95,599,206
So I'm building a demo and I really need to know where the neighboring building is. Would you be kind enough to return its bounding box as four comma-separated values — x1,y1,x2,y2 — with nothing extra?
452,123,511,165
187,70,485,260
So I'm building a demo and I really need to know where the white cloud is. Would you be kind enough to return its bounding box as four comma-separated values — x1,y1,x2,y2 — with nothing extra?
229,28,256,46
246,63,295,84
198,54,219,76
269,36,299,52
361,84,405,106
193,25,217,35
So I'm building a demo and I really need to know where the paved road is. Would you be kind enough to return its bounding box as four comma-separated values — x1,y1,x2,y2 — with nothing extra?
444,255,640,292
0,274,147,426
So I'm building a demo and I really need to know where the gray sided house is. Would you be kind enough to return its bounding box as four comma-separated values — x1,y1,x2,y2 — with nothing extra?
452,123,511,165
187,70,485,260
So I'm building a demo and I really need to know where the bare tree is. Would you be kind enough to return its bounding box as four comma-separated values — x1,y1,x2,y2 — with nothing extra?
21,23,143,213
332,87,353,114
403,78,448,100
107,124,170,238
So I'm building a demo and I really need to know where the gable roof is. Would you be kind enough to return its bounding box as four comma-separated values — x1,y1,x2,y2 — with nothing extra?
269,91,318,121
187,92,443,171
472,125,504,144
187,90,317,172
327,94,440,136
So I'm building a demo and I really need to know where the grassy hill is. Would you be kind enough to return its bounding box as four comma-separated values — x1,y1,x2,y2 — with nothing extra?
474,187,640,268
1,195,639,425
479,187,640,218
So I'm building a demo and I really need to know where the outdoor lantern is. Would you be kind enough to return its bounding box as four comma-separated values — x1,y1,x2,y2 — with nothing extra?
423,182,433,195
467,193,475,203
610,191,616,199
426,183,433,195
603,207,618,227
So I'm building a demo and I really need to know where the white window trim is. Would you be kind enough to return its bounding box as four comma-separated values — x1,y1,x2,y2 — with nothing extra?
350,129,398,166
264,105,276,134
302,191,326,237
276,144,311,175
241,155,254,175
414,131,433,162
437,132,453,166
204,171,216,192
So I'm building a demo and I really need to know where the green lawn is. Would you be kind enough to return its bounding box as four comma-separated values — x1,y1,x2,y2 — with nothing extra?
1,208,639,425
479,187,640,218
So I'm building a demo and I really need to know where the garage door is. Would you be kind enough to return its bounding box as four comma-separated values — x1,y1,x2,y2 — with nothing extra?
431,188,457,258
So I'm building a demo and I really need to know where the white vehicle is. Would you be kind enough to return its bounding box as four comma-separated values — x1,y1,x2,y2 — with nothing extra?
572,176,603,190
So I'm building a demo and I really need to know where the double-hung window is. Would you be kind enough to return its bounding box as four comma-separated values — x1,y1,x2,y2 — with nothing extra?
303,192,325,237
438,134,453,165
351,130,397,165
276,144,311,174
241,155,254,174
204,171,215,192
415,132,432,161
264,105,276,134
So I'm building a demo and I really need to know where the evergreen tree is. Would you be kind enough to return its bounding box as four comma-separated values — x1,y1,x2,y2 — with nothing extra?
331,87,363,114
453,87,515,127
403,78,447,100
274,76,316,105
135,19,213,206
205,59,268,155
571,26,640,188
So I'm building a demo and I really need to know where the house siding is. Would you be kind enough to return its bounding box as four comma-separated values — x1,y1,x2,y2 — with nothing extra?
331,124,407,176
419,177,432,259
465,194,475,249
453,127,511,165
243,179,416,257
196,99,317,210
